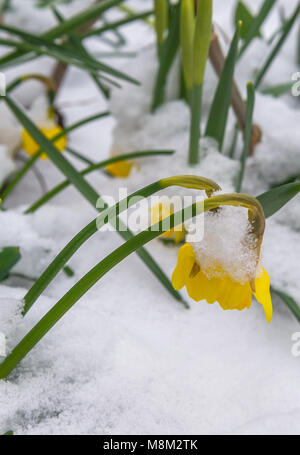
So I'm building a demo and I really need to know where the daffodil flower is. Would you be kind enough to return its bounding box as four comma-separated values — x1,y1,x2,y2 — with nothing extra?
106,159,134,178
22,124,67,160
21,95,66,160
172,242,272,322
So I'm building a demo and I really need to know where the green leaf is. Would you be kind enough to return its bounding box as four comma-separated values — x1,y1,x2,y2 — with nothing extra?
255,1,300,88
239,0,277,58
236,82,255,192
81,10,154,40
4,95,187,310
271,286,300,323
0,28,137,85
0,247,21,282
0,0,125,69
261,82,293,97
51,6,110,99
257,181,300,218
37,0,72,7
234,1,259,40
205,22,241,152
152,3,180,111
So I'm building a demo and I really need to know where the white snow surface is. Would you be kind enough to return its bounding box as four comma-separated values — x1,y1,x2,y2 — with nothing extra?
0,0,300,435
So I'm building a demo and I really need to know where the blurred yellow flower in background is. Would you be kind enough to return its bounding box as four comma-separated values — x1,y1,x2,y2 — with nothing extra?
22,125,67,160
151,201,186,244
106,159,134,178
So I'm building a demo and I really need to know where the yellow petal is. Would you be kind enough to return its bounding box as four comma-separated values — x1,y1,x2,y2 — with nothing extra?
106,160,133,178
254,268,273,323
186,271,209,302
22,126,67,160
171,243,195,290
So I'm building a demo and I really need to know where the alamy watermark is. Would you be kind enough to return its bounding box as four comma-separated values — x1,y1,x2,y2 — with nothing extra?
291,72,300,97
0,72,6,97
95,190,205,243
291,332,300,357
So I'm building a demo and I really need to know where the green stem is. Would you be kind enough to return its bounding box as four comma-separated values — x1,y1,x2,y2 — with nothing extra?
236,83,255,192
254,1,300,88
81,10,154,39
189,84,202,165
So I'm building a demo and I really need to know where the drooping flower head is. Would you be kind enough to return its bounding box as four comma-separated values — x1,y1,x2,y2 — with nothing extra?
172,193,272,322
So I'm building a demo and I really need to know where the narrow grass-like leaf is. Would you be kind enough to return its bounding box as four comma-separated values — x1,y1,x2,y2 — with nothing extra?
65,147,94,165
188,0,213,164
4,95,186,308
0,32,137,84
271,286,300,323
298,22,300,66
81,10,154,39
152,3,180,111
205,22,241,152
0,0,125,69
239,0,277,57
257,181,300,218
261,82,293,97
236,82,255,192
234,1,258,39
180,0,195,95
117,3,154,27
254,1,300,88
0,191,265,378
51,6,110,100
154,0,169,55
0,247,21,282
25,150,175,214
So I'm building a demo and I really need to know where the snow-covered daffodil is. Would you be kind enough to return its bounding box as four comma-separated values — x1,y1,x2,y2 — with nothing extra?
172,243,272,322
171,193,272,322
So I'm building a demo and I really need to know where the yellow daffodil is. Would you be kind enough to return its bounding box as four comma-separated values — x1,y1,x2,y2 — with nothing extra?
151,201,186,244
172,243,272,322
106,160,134,178
22,125,67,160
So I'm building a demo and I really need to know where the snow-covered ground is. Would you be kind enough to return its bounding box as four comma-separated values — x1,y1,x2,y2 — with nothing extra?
0,0,300,435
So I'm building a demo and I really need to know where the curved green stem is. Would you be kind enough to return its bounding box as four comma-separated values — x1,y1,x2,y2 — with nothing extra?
23,175,220,315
